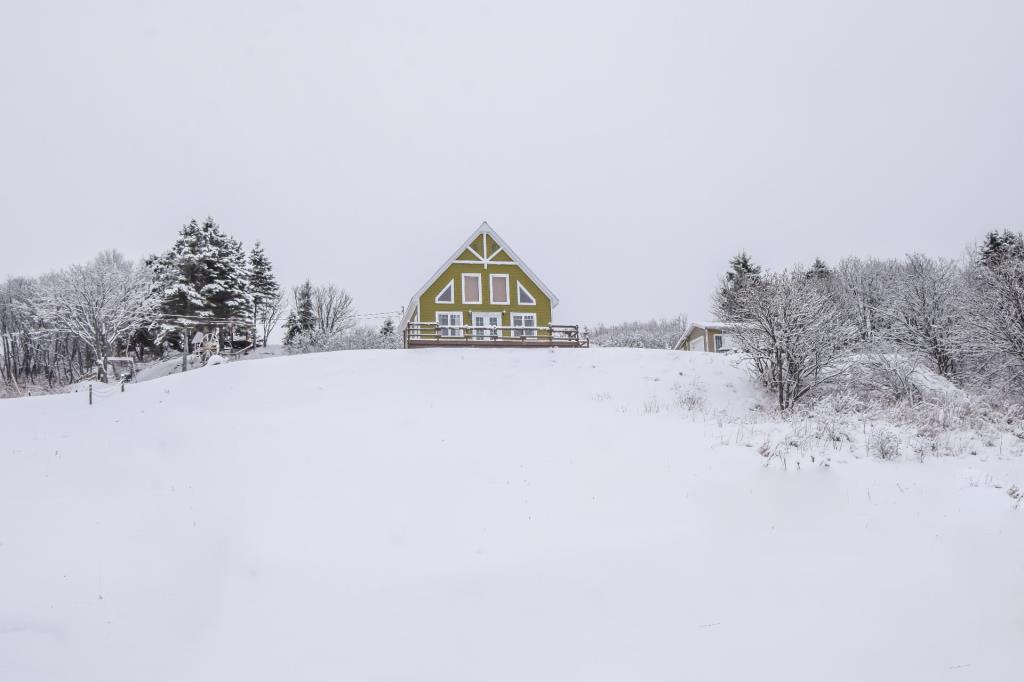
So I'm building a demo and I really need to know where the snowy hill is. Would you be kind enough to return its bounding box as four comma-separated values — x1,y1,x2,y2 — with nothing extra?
1,348,1022,681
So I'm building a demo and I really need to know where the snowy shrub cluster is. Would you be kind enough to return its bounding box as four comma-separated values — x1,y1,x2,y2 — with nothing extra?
672,381,706,412
714,230,1024,412
587,316,687,349
867,426,901,460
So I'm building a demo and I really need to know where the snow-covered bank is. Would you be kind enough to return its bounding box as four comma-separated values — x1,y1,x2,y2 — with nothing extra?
1,348,1022,681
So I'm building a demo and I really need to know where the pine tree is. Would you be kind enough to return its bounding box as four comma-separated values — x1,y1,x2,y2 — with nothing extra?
284,280,315,345
248,242,280,344
379,318,395,337
806,257,831,280
148,217,253,344
726,251,761,282
980,230,1024,268
717,251,762,319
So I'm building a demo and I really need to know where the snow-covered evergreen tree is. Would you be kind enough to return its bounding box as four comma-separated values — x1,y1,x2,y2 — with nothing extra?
284,280,315,346
248,242,280,345
806,257,831,280
148,218,253,343
979,229,1024,268
718,251,762,318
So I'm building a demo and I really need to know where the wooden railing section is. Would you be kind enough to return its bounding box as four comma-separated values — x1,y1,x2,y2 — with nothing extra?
404,323,589,348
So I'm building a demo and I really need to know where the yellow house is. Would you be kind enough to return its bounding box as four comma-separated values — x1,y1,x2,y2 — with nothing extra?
398,222,586,348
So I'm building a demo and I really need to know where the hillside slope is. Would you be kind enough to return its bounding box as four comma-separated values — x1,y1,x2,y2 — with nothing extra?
1,348,1022,681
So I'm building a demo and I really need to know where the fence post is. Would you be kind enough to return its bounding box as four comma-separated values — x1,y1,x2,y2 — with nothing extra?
121,380,125,393
182,326,189,373
88,383,92,406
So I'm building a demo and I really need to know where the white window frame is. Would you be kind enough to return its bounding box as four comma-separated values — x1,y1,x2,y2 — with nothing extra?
489,273,510,305
462,273,482,305
436,312,463,337
714,334,724,352
435,279,455,304
511,312,537,338
516,281,536,306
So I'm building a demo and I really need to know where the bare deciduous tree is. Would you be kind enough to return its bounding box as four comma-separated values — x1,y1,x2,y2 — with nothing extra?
880,254,965,380
258,289,287,345
34,250,156,382
716,269,858,410
310,284,355,335
963,256,1024,393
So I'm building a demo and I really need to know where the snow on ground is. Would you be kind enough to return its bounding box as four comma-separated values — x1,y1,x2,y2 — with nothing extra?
132,344,286,383
1,348,1022,681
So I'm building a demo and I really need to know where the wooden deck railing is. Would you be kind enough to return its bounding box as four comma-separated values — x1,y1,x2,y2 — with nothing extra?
404,323,589,348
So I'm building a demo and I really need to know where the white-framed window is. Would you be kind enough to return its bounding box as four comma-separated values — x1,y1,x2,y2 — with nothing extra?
714,334,724,352
489,273,510,305
435,279,454,304
511,313,537,338
436,312,463,337
517,281,536,305
462,273,482,304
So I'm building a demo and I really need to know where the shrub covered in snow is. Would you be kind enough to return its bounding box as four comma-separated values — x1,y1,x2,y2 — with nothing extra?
868,426,901,460
587,316,686,349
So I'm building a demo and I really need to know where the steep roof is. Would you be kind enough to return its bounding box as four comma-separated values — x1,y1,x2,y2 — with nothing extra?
398,222,559,331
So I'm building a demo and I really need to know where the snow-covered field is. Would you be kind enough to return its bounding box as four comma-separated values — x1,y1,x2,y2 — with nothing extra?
1,348,1022,681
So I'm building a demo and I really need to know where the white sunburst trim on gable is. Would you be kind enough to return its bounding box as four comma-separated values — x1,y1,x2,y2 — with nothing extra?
398,221,560,333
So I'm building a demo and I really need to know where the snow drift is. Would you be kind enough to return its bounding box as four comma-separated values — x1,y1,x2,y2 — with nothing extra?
1,348,1021,681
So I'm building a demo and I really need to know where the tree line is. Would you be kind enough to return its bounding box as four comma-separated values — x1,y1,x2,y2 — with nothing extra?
714,230,1024,410
0,217,396,396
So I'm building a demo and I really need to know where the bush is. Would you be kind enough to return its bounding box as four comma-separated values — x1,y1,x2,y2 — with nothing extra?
868,426,901,460
588,316,687,349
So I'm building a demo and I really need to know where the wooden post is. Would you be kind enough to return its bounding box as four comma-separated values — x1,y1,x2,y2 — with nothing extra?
121,380,125,393
88,383,92,405
182,326,189,373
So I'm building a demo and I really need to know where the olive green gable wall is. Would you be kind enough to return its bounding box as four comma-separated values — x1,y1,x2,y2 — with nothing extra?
417,261,552,330
469,234,486,255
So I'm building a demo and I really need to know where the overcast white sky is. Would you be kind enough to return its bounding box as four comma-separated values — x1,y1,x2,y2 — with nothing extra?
2,1,1022,324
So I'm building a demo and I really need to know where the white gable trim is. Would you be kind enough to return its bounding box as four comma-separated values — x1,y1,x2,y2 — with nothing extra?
398,221,560,332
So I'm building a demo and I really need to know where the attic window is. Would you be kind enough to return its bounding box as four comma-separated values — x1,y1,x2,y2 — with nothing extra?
435,280,454,304
517,281,536,305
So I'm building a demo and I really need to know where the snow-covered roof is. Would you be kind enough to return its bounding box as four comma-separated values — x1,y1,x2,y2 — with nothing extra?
675,321,737,350
398,222,559,332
